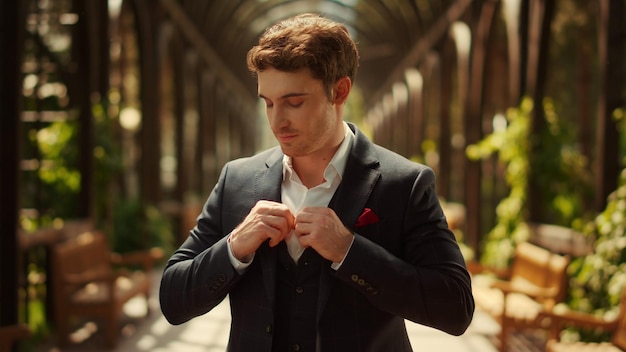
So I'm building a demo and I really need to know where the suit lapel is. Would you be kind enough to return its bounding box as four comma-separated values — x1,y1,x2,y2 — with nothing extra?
331,123,381,238
317,124,381,323
256,148,284,308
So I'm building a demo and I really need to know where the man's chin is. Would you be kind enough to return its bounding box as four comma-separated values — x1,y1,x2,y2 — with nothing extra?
280,146,306,158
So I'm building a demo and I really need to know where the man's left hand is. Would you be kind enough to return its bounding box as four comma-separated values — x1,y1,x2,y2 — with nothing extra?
294,207,354,263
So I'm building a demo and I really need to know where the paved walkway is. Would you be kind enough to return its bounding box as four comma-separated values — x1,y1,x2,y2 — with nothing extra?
35,269,502,352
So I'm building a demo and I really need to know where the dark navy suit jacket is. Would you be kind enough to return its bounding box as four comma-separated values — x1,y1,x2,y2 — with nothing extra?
160,123,474,351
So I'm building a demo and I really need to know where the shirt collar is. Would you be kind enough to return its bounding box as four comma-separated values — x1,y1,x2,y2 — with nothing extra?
282,121,355,183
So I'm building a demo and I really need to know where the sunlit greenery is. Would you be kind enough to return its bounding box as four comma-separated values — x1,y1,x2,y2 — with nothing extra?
564,167,626,342
91,101,175,254
20,118,81,228
468,96,626,343
466,98,533,268
19,101,174,340
467,97,592,268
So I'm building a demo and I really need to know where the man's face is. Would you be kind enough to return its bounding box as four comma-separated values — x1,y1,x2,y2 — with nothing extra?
257,67,344,159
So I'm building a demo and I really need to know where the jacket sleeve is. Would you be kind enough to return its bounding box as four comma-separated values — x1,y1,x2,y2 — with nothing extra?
159,164,241,325
335,167,475,336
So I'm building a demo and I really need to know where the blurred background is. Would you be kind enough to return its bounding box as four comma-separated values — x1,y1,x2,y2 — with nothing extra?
0,0,625,351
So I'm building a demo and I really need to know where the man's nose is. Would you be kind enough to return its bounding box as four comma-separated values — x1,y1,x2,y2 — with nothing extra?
268,107,288,128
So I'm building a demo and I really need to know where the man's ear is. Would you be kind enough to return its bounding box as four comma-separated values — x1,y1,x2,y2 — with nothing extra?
332,77,351,104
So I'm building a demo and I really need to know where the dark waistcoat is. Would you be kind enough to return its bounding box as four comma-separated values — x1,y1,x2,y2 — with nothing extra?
273,243,324,352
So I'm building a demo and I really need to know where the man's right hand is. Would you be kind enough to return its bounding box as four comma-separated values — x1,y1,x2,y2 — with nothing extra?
229,200,294,261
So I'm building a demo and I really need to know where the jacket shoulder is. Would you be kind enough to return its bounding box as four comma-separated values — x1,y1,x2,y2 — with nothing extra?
371,144,432,175
225,146,282,169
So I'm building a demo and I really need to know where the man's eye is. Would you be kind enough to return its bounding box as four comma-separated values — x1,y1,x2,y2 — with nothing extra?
288,100,304,108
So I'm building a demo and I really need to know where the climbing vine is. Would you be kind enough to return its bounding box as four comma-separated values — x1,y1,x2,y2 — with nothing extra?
466,97,591,268
466,98,532,268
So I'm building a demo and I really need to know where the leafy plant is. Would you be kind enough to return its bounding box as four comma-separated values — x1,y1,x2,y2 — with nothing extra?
110,198,175,254
466,97,591,268
564,167,626,342
91,101,175,255
466,98,533,268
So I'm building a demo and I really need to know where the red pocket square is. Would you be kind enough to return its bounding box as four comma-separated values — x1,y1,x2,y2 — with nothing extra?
355,208,379,228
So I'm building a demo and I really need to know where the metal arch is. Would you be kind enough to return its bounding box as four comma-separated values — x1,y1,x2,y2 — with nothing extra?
197,0,427,52
367,0,472,104
164,0,464,102
220,0,397,46
376,0,422,42
181,0,210,22
218,2,365,64
198,0,417,94
225,1,394,58
198,1,247,37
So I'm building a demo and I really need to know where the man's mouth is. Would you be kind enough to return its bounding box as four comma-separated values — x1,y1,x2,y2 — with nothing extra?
276,133,297,143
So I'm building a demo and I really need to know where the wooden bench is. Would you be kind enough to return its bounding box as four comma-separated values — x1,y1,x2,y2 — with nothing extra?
537,288,626,352
527,222,593,257
19,218,96,324
471,241,571,352
0,324,31,352
50,230,163,348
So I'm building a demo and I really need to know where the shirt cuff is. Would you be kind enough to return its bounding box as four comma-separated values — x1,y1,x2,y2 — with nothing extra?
227,234,254,273
331,236,355,271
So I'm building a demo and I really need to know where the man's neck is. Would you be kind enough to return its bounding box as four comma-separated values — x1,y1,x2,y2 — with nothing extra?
289,121,348,189
291,154,333,189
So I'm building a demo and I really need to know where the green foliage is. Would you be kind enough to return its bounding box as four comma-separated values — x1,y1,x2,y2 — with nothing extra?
532,99,593,224
466,98,533,268
466,97,591,268
21,119,82,226
565,167,626,342
19,102,174,342
111,198,175,255
36,121,81,193
22,100,175,252
92,102,124,191
91,101,175,255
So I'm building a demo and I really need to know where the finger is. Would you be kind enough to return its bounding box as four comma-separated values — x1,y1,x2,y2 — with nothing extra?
297,207,336,224
294,210,315,225
257,201,291,215
264,222,288,247
265,214,294,235
258,202,295,229
293,222,309,238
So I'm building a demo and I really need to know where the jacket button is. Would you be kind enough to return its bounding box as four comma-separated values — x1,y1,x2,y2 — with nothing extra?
265,324,272,334
291,344,300,351
358,279,366,286
295,286,304,294
351,274,359,282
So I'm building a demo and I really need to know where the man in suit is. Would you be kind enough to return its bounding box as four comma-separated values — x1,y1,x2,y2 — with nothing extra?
160,13,474,352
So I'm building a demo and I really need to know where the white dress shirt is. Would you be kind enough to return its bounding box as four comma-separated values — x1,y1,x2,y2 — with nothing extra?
228,122,354,270
282,122,354,263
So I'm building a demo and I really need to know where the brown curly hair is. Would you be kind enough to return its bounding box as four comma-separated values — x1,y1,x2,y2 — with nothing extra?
247,13,359,98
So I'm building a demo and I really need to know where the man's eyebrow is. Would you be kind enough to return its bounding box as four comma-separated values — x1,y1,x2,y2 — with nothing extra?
258,92,309,100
